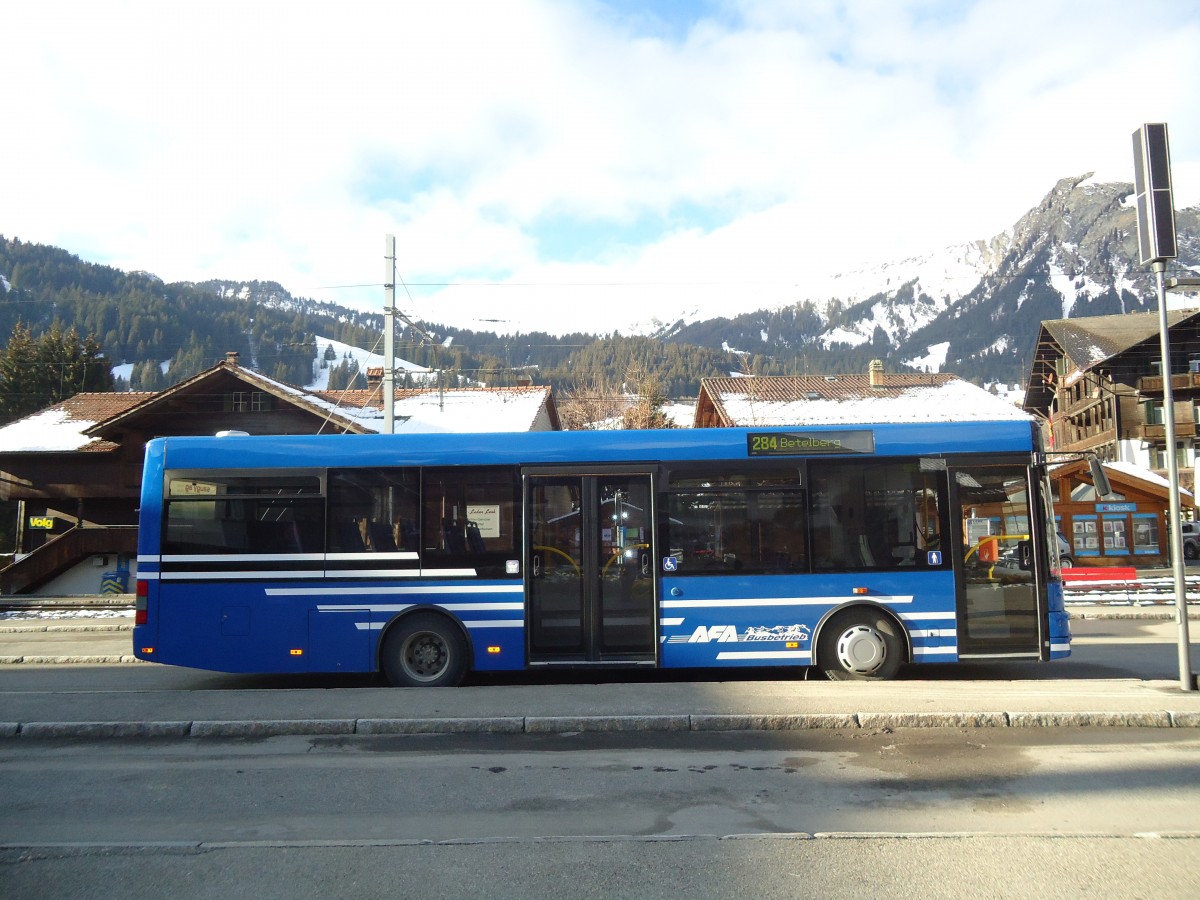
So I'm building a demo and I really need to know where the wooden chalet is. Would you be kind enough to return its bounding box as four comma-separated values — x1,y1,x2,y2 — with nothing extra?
1023,309,1200,491
0,352,558,594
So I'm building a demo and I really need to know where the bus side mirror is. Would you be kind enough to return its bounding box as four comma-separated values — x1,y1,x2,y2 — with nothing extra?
1089,456,1112,498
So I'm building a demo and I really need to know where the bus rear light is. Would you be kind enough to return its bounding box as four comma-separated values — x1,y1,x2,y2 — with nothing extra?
135,580,149,625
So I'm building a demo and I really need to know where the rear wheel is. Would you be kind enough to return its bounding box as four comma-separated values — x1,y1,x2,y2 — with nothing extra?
818,609,904,681
381,613,469,687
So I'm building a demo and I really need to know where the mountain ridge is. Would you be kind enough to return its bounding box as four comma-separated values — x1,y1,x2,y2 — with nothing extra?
2,175,1198,398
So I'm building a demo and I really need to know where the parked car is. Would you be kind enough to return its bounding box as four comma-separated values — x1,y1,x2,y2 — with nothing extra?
1180,521,1199,560
1056,532,1074,567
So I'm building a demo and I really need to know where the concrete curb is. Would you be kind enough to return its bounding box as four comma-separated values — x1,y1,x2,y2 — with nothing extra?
4,711,1200,740
0,655,146,665
0,623,133,633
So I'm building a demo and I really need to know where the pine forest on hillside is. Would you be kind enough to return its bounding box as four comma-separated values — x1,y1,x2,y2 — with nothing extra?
0,236,772,416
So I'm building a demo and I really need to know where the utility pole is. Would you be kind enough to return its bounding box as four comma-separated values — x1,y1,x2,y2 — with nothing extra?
384,235,396,434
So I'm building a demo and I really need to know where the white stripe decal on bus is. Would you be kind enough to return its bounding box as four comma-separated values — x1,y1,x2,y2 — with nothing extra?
912,645,958,655
715,650,813,661
271,584,521,597
661,595,913,609
163,571,323,581
908,628,957,638
160,552,420,563
319,601,523,613
162,553,325,563
355,617,524,631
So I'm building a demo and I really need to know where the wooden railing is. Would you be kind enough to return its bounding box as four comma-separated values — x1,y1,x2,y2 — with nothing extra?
0,526,138,595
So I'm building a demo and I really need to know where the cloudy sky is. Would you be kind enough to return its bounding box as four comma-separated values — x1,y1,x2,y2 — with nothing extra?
4,0,1198,335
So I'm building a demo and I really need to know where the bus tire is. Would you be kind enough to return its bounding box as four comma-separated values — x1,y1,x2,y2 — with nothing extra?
818,609,904,682
381,612,469,687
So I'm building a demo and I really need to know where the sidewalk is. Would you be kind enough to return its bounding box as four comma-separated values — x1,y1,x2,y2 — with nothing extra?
2,610,1200,739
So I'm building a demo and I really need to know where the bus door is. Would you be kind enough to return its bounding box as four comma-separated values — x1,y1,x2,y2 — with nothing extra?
525,471,657,663
952,465,1042,657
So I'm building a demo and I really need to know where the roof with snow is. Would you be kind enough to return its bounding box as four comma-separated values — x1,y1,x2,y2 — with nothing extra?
0,392,154,452
0,359,559,454
317,385,559,433
1045,310,1197,369
695,374,1029,427
1049,457,1193,507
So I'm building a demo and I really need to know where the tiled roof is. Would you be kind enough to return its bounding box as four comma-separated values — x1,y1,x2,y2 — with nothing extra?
699,374,1029,427
0,392,154,453
315,385,557,432
56,392,155,420
2,363,562,456
700,374,956,402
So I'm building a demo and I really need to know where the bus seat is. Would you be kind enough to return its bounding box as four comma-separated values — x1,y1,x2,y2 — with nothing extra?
338,519,366,552
369,521,398,552
466,521,486,553
443,520,466,554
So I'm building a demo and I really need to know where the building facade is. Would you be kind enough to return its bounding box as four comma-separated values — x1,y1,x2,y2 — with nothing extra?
0,354,558,594
1023,309,1200,491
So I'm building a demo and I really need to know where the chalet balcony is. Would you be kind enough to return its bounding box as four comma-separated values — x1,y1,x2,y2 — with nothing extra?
1137,372,1200,395
1136,421,1199,441
1062,393,1104,416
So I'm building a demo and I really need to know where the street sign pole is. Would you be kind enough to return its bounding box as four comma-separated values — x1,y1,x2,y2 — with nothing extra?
1133,123,1195,691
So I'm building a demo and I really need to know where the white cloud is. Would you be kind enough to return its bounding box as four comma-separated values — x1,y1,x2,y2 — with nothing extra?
2,0,1198,335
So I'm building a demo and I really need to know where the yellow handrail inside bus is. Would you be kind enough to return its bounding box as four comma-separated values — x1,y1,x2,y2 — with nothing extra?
534,544,580,575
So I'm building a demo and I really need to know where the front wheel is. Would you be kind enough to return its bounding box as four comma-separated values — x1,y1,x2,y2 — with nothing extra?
381,613,469,687
1186,543,1197,561
817,609,904,681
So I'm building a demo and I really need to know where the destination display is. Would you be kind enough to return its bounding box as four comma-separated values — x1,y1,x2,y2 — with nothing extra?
746,430,875,456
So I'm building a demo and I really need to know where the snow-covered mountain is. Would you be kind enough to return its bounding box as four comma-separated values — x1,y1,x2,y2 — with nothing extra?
659,175,1200,385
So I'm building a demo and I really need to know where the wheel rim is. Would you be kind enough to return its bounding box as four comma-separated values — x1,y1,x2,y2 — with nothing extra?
835,624,888,675
401,631,450,682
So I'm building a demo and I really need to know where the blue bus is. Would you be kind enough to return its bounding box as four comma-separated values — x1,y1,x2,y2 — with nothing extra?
133,422,1070,685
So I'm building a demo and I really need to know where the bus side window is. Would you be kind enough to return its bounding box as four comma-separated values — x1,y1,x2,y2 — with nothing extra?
327,468,418,553
810,461,947,570
163,473,322,555
423,467,519,576
663,485,806,576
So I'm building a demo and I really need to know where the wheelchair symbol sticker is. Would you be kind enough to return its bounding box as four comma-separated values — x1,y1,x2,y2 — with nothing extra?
663,556,679,572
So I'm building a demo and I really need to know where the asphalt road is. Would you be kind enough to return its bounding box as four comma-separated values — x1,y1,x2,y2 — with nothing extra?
3,614,1199,898
3,728,1199,899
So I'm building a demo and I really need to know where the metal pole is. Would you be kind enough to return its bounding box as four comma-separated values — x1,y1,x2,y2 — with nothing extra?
1154,260,1195,690
383,235,396,434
